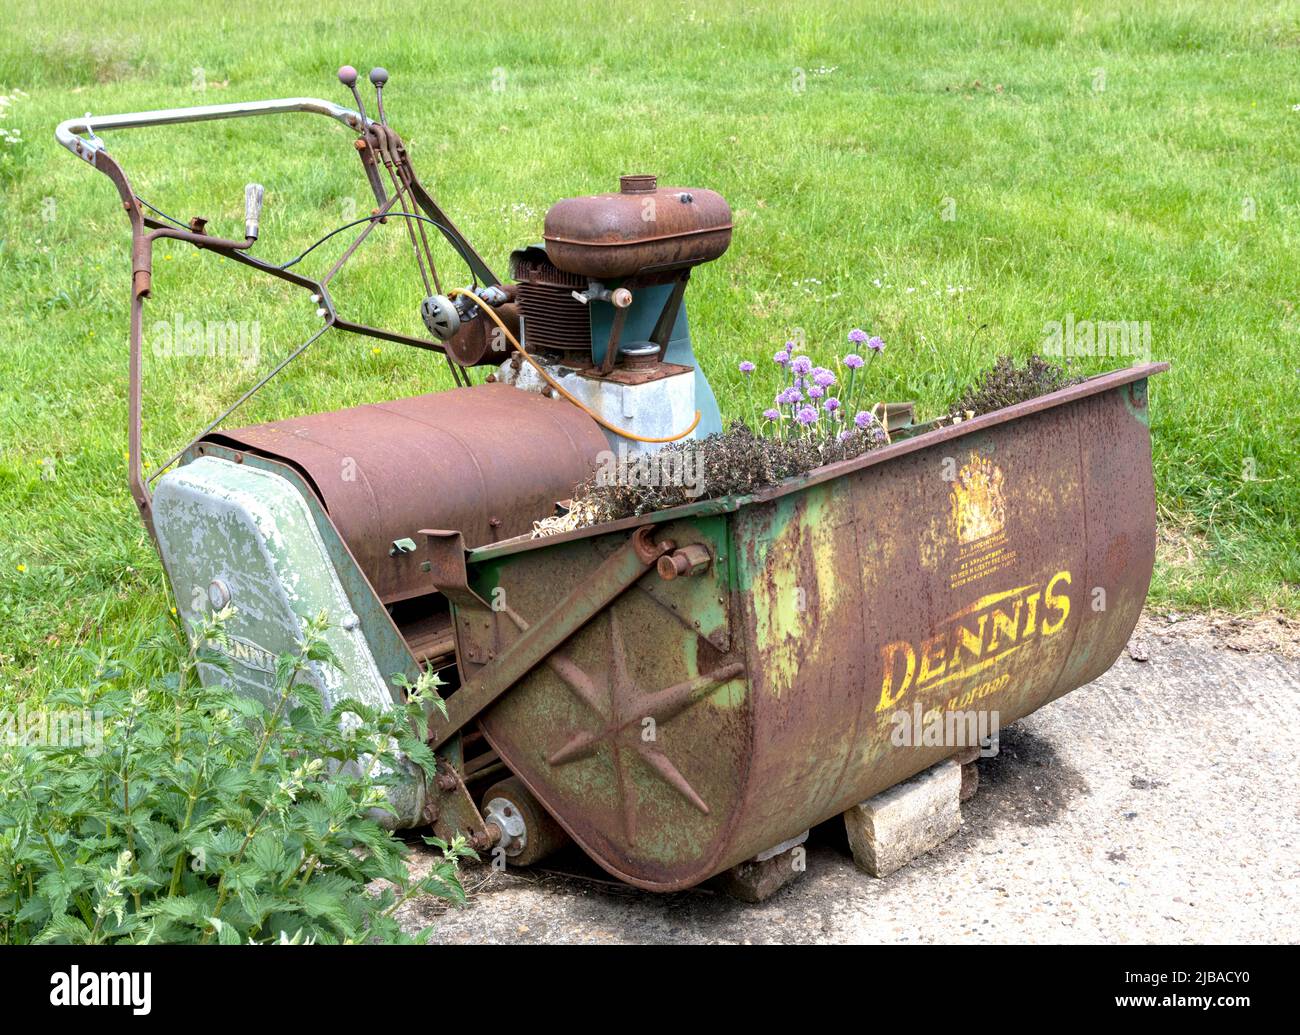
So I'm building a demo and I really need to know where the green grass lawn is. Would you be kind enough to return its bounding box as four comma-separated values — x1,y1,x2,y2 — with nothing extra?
1,0,1297,706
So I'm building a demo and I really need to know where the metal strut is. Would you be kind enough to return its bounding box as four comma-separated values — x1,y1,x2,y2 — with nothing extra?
420,526,675,750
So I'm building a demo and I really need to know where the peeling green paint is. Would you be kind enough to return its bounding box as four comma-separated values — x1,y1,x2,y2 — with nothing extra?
1124,378,1151,427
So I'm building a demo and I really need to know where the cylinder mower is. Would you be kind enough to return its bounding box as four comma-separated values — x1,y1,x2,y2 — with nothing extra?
59,68,1167,892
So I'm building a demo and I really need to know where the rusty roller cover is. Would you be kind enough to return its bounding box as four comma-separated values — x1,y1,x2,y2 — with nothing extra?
202,383,606,604
543,174,733,278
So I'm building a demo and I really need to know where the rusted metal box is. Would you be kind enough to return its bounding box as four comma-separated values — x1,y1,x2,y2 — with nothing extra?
442,365,1165,890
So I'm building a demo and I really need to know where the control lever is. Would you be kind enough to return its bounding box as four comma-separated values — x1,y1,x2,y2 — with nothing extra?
369,67,389,125
244,182,264,241
337,65,372,125
338,64,390,209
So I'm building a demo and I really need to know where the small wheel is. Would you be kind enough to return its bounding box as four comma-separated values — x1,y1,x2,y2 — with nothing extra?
481,776,568,868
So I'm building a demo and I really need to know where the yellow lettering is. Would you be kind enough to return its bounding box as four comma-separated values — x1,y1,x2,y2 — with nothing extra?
917,633,948,686
1041,570,1072,635
988,601,1022,652
876,640,917,712
1022,592,1040,642
949,614,987,675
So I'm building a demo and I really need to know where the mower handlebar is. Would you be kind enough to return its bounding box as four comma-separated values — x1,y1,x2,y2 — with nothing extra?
55,96,367,165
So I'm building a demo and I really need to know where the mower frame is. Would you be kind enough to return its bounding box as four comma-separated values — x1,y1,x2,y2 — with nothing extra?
56,94,498,538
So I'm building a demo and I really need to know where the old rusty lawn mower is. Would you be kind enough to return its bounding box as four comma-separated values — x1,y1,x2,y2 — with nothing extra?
59,67,1167,895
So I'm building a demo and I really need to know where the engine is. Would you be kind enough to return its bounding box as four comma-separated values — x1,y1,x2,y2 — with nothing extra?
424,174,733,451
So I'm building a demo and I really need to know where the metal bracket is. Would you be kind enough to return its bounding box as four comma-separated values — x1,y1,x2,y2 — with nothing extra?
651,273,689,363
428,748,496,851
421,528,491,611
420,525,672,750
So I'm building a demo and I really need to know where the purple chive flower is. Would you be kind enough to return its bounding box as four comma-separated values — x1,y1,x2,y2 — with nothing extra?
824,397,841,413
807,384,825,400
867,335,885,353
763,408,781,421
773,349,790,366
791,355,813,376
795,405,818,426
848,328,868,344
854,410,873,430
844,353,864,369
839,429,856,442
739,360,756,375
776,386,803,406
813,367,837,388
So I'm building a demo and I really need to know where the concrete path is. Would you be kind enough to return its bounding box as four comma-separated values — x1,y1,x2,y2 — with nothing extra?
398,612,1300,944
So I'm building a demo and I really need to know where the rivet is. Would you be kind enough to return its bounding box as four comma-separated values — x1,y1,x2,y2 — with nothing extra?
208,579,232,609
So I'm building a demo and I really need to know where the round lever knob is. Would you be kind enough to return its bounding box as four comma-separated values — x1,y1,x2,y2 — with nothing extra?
337,65,358,87
369,67,389,87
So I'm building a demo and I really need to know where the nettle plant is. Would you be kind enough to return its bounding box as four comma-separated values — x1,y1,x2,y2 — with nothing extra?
0,608,475,945
740,328,890,443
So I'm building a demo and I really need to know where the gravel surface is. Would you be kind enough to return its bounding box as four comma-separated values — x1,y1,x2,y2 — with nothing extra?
396,612,1300,944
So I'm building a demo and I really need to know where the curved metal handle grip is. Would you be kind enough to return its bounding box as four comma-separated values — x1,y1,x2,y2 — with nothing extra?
55,96,365,165
244,182,264,240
